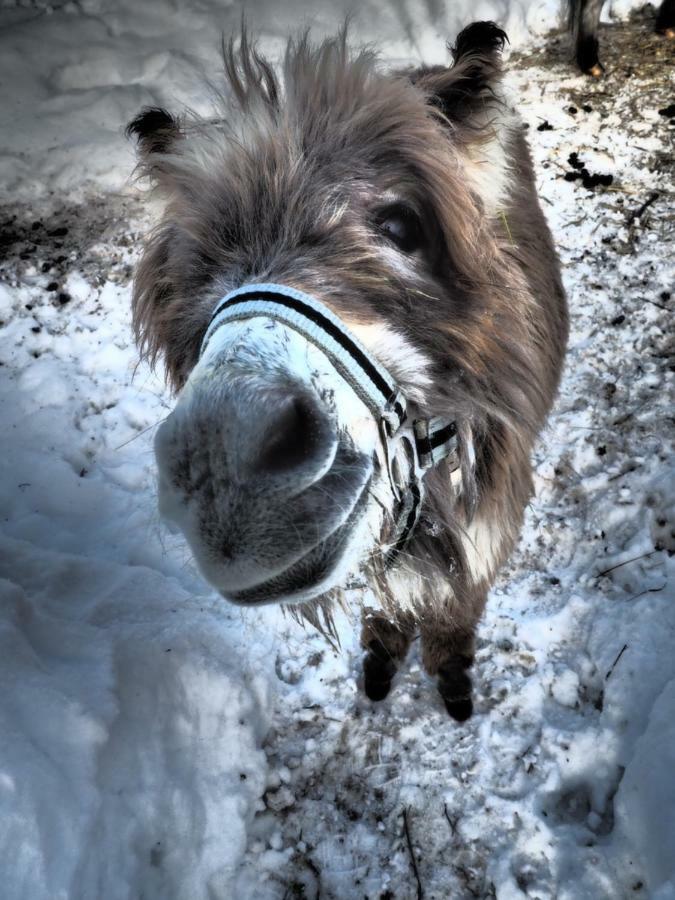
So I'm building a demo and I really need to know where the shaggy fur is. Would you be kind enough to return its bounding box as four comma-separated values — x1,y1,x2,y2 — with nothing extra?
128,22,568,718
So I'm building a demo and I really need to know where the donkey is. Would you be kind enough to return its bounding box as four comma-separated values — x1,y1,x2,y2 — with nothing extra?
569,0,675,75
127,22,568,720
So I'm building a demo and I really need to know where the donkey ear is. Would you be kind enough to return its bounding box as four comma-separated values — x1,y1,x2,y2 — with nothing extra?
414,21,509,125
451,20,508,65
408,22,513,213
126,106,182,175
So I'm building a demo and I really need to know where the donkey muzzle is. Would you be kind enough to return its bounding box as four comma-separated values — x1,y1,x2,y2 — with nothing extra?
154,283,459,605
154,300,377,604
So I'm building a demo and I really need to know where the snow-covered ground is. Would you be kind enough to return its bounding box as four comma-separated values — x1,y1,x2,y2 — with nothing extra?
1,2,673,898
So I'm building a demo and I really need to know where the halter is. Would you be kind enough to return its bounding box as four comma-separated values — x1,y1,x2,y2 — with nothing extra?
201,283,460,567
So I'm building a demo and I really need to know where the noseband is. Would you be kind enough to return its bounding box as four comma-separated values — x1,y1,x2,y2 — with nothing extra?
201,283,460,567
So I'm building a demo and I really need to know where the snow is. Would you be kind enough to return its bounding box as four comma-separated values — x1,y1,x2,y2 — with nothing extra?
614,678,675,895
0,542,271,899
0,0,645,202
1,1,673,898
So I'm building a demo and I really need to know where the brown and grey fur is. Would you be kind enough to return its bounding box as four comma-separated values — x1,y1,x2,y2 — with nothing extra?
127,22,568,719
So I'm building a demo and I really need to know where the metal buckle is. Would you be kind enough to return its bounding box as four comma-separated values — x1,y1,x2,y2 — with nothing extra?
379,416,424,505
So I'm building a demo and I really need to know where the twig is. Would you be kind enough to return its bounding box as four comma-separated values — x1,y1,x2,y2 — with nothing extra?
626,582,667,603
626,191,660,225
603,185,640,196
443,803,459,836
642,296,671,312
113,417,166,451
607,464,639,482
305,856,321,891
597,550,658,578
605,644,628,680
562,215,588,228
402,808,423,900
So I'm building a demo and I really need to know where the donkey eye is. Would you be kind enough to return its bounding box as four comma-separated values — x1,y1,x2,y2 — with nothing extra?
375,204,424,254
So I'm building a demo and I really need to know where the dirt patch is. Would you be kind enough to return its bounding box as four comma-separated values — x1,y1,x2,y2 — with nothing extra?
0,195,148,292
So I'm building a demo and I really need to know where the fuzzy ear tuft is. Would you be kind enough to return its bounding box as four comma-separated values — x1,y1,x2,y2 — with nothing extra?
451,20,509,65
126,106,182,159
408,21,508,126
405,22,514,213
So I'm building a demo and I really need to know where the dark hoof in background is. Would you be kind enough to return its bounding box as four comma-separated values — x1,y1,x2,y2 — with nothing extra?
656,0,675,35
363,639,397,702
576,35,604,77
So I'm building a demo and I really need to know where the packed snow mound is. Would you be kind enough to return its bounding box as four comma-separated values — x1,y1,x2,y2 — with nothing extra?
614,678,675,896
0,540,270,900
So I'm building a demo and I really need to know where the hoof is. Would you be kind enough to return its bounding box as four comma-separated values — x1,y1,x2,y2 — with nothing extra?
363,639,397,702
438,659,473,722
364,672,393,701
443,696,474,722
656,2,675,35
576,36,603,77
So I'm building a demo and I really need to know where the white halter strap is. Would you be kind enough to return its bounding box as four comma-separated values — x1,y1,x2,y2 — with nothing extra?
202,282,460,566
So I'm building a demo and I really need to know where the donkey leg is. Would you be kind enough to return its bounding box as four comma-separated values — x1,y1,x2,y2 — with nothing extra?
360,610,415,702
571,0,605,75
655,0,675,37
421,623,477,722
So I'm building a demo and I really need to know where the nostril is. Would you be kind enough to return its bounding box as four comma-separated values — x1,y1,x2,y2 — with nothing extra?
254,394,332,476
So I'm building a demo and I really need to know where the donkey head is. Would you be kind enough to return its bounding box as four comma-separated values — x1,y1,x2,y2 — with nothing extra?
129,23,546,609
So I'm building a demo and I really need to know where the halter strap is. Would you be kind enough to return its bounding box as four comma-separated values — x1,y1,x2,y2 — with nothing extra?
202,282,460,566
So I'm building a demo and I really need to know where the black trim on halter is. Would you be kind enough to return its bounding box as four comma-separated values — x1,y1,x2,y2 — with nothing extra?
386,483,423,566
210,289,397,412
414,421,457,461
427,421,457,449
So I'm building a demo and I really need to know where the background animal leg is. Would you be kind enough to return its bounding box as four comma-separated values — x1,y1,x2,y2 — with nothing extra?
656,0,675,37
570,0,605,75
360,611,415,702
